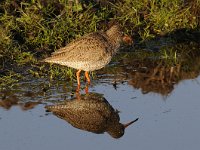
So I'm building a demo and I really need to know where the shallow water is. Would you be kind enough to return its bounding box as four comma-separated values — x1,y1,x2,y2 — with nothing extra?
0,75,200,150
1,42,200,150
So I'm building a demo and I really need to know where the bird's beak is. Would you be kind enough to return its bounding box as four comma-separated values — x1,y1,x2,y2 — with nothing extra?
123,118,139,128
122,35,133,45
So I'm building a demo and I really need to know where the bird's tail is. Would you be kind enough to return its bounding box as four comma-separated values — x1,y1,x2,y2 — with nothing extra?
45,105,59,112
45,104,68,112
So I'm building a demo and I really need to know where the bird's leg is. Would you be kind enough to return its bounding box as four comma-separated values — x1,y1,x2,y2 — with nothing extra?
85,71,90,85
75,87,81,100
76,69,82,86
76,84,81,93
85,84,89,94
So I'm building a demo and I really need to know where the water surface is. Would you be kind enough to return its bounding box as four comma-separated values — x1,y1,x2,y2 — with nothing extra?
1,42,200,150
1,75,200,150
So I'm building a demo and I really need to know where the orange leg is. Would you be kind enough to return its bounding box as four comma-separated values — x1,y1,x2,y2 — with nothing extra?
85,71,90,85
85,84,89,94
76,69,82,86
76,86,81,100
76,84,81,93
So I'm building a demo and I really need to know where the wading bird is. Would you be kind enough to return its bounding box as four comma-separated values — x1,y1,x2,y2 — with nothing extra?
43,24,132,87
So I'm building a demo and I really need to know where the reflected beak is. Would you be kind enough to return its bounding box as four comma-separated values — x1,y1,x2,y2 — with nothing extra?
124,118,139,128
122,35,133,45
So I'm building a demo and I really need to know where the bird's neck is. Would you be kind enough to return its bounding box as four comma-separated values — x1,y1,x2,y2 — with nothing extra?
109,37,121,50
106,31,121,54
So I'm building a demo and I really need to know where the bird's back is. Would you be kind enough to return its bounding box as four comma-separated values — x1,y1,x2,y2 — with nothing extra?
44,32,115,71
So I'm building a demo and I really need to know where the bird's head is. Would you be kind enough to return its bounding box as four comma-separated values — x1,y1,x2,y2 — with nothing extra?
107,118,139,138
106,24,133,47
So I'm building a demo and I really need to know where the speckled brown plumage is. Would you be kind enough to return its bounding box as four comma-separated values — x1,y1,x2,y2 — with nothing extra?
43,24,132,85
45,92,138,138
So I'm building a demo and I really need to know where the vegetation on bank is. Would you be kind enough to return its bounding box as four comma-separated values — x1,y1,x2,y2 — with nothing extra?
0,0,199,89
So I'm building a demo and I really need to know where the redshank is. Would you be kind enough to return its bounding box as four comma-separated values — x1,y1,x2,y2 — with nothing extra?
43,24,132,86
45,92,138,138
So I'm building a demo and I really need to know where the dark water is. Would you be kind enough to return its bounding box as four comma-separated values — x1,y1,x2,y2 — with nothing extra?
1,42,200,150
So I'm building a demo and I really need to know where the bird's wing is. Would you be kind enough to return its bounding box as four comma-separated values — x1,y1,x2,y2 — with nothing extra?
45,32,112,62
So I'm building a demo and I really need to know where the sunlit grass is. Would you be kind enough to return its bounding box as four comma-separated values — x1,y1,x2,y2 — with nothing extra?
0,71,21,90
0,0,199,87
160,48,178,65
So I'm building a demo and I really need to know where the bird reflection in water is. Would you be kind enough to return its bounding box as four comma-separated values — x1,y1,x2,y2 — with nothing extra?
45,92,138,138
